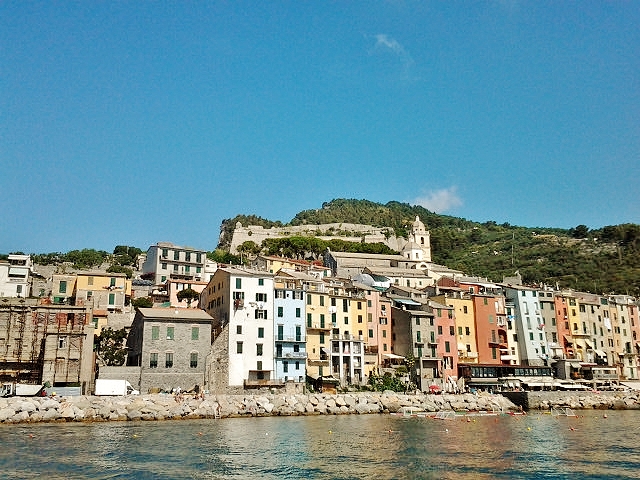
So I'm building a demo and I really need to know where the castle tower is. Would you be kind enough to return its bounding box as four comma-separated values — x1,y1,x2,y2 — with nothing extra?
402,216,431,262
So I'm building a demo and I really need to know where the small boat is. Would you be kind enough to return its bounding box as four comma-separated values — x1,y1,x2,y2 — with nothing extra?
551,407,578,417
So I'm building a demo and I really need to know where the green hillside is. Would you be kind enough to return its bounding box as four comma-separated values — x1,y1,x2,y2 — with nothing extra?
219,199,640,296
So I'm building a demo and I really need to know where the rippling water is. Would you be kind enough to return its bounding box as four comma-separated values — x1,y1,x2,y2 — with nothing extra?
1,410,639,479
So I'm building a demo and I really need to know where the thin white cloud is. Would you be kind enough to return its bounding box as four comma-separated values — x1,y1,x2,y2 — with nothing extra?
413,187,463,213
370,34,415,78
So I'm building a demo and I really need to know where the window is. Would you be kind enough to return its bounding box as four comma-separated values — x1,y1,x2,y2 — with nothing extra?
320,296,325,307
258,278,264,286
295,361,300,370
258,327,264,338
150,353,158,368
307,295,312,305
295,308,301,318
445,341,450,353
191,327,199,340
161,263,167,270
257,361,263,371
185,265,190,273
255,310,267,319
151,326,159,340
162,248,168,258
236,278,242,289
190,352,198,368
416,318,420,326
283,361,289,373
307,313,312,327
357,302,362,310
437,326,443,335
416,331,422,342
196,253,202,263
256,293,267,302
382,330,387,338
295,326,301,341
358,315,363,324
59,281,67,294
256,344,263,356
449,326,455,336
344,316,349,325
185,252,191,262
236,325,242,335
165,353,174,368
110,277,116,287
108,293,115,306
319,332,325,344
465,327,470,336
343,299,348,312
58,336,67,348
488,314,494,324
166,327,174,340
174,251,180,260
277,307,284,318
463,305,468,314
236,342,243,354
368,329,374,338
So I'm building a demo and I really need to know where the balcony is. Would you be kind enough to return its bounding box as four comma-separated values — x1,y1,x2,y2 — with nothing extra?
275,335,306,343
275,351,308,359
501,354,517,361
306,322,331,331
307,358,330,367
332,334,364,341
461,352,478,359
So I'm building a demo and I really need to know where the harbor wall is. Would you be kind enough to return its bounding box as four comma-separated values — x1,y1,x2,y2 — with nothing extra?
0,391,513,424
502,390,640,411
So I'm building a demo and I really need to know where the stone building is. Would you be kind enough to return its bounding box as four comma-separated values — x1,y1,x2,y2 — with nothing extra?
126,308,213,394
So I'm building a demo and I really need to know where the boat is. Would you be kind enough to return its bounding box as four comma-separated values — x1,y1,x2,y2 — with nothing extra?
551,407,578,417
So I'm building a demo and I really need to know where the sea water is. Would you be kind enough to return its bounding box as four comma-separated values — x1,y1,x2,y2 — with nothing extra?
1,410,639,479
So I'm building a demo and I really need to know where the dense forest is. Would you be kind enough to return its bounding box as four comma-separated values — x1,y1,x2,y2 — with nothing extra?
219,199,640,296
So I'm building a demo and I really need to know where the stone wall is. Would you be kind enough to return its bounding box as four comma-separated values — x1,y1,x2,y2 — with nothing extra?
229,223,406,255
0,391,516,424
504,390,640,411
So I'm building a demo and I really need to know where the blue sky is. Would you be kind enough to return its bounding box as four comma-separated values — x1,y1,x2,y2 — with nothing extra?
2,1,638,254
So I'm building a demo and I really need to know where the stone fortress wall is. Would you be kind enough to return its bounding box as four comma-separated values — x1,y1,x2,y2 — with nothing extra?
228,223,408,255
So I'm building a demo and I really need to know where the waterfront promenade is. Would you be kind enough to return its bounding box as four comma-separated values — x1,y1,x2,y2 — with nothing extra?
1,389,639,424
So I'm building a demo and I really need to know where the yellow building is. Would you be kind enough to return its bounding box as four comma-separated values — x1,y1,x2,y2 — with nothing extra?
304,276,331,380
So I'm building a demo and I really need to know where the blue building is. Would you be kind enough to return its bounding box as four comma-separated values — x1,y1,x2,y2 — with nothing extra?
273,271,307,383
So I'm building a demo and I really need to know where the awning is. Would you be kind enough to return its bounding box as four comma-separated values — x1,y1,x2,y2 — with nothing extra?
383,353,405,360
584,339,593,349
563,335,573,345
595,349,607,357
392,298,421,306
8,267,28,277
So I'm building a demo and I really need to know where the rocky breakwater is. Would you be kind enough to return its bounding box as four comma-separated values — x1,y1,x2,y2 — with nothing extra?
527,390,640,411
0,391,516,424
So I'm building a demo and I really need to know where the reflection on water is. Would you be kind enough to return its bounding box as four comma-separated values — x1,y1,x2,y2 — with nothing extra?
1,410,640,479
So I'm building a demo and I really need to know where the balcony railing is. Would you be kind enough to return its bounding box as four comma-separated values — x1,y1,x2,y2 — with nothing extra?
306,323,331,330
275,335,306,342
332,334,364,341
276,352,307,359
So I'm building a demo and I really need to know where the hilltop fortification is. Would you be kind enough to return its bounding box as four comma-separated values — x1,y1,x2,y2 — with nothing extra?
228,222,408,255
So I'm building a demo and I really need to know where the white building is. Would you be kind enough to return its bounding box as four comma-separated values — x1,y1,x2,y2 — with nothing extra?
0,254,32,298
142,242,207,285
201,266,276,392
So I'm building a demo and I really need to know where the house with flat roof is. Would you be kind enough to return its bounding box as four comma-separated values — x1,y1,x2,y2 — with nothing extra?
127,307,213,394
